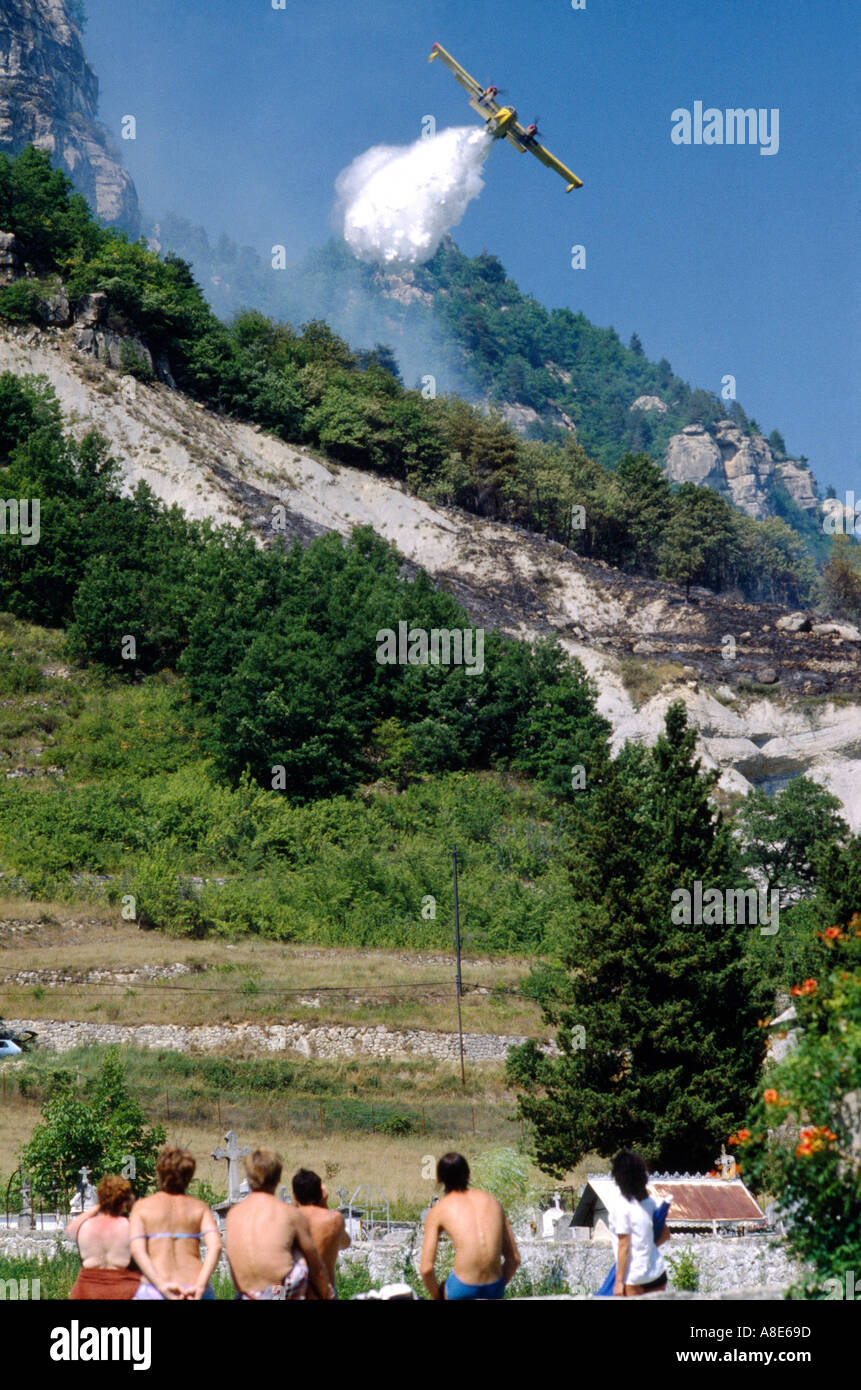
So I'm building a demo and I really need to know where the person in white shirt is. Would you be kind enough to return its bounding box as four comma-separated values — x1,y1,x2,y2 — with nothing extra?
608,1150,670,1296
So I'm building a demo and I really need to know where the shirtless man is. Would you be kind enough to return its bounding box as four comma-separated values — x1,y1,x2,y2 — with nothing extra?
225,1150,333,1300
420,1152,520,1300
291,1168,351,1299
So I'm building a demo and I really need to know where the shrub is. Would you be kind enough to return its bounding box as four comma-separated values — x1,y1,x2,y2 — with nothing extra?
733,916,861,1296
377,1112,418,1137
667,1247,700,1292
0,281,41,323
21,1048,165,1198
128,843,209,935
469,1146,532,1219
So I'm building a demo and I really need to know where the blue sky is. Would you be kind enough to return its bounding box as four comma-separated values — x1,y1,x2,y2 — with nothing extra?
83,0,858,493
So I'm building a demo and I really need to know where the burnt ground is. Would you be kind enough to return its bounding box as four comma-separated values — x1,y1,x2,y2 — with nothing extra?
232,481,860,698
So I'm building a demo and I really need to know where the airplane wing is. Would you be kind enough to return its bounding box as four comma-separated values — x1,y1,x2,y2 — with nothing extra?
428,43,486,101
524,136,583,191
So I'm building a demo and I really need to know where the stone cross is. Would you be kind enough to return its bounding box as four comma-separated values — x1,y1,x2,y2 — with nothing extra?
79,1165,97,1206
212,1131,251,1206
715,1146,735,1179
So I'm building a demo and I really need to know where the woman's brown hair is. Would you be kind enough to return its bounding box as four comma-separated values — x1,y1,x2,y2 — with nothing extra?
156,1146,196,1195
97,1174,134,1217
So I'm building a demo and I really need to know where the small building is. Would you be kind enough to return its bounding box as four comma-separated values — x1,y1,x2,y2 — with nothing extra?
570,1173,767,1240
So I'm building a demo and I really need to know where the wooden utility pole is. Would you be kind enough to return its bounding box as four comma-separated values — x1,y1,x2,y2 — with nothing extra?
452,845,465,1088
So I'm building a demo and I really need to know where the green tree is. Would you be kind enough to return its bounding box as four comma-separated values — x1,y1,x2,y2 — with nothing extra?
767,429,787,457
507,702,765,1173
615,452,673,574
737,778,848,903
22,1049,165,1198
824,535,861,623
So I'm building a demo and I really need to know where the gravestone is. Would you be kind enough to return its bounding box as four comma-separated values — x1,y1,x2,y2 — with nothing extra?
17,1176,33,1230
69,1165,97,1214
542,1193,565,1240
212,1131,252,1206
345,1184,390,1240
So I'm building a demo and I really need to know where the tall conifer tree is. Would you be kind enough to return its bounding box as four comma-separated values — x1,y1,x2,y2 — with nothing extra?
507,703,765,1172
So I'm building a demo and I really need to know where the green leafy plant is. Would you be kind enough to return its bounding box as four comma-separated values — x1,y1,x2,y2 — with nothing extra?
732,916,861,1296
469,1146,532,1220
377,1111,417,1137
21,1048,165,1198
666,1247,700,1292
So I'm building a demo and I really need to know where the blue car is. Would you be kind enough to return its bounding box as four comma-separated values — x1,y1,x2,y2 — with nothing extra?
0,1038,22,1058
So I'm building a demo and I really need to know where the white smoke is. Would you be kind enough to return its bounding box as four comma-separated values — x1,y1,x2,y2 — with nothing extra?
336,126,493,267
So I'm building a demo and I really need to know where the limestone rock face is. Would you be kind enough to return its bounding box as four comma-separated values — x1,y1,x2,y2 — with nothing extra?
630,394,668,413
665,424,722,487
665,419,821,521
0,0,140,235
777,460,819,512
0,229,23,282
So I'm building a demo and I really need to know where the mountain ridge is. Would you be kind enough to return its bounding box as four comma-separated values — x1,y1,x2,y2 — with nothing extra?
151,220,826,534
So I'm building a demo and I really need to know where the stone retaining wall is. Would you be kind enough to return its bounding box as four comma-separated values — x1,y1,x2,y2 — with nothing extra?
0,1228,800,1297
3,1017,526,1063
338,1232,802,1296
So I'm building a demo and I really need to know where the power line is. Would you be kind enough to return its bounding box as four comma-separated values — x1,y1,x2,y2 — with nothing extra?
0,979,525,998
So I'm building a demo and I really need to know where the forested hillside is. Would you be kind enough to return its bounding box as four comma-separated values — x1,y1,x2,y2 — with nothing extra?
154,213,816,487
1,149,842,611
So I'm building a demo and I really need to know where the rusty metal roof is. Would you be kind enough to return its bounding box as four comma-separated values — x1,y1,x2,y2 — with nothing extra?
576,1175,766,1228
648,1177,765,1225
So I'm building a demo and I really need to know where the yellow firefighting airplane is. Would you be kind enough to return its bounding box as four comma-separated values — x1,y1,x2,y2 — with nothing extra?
429,42,583,191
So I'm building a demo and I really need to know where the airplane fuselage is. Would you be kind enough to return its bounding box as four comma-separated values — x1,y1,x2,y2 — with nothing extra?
469,99,522,144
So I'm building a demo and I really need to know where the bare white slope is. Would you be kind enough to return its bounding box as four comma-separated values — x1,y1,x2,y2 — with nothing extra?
3,327,860,826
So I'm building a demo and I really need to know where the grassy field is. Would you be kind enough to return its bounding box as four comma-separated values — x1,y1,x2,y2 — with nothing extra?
0,901,547,1035
0,1042,596,1217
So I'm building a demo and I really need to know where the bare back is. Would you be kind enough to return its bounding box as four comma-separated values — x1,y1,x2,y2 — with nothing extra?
435,1189,506,1284
129,1192,216,1287
296,1205,349,1294
73,1212,133,1270
226,1193,317,1295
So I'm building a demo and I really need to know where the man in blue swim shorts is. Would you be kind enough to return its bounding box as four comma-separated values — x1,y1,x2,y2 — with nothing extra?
420,1153,520,1301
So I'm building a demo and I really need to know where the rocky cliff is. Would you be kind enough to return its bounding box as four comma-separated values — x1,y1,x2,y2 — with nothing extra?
0,0,139,234
665,420,820,521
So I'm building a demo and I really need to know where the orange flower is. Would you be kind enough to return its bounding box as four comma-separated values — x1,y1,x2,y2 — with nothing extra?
763,1089,780,1104
791,978,818,997
824,926,843,940
795,1124,837,1157
728,1128,750,1147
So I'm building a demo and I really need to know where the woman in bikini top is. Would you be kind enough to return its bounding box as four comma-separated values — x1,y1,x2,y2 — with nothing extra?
129,1146,222,1301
